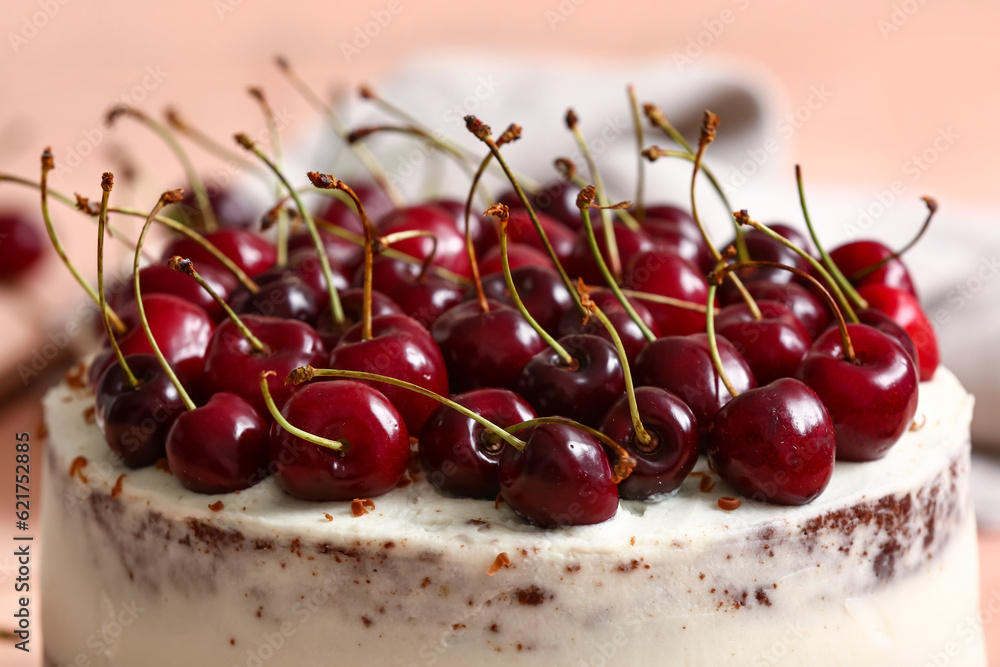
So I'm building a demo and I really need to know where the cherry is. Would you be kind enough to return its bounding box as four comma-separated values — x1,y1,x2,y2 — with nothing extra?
857,283,938,381
514,334,625,427
95,354,185,468
633,333,757,439
166,392,270,493
642,203,700,239
228,268,319,324
557,289,659,363
420,198,493,256
504,208,575,262
499,422,619,527
564,222,656,285
267,379,409,501
829,240,917,297
315,181,394,234
377,204,472,278
315,287,403,345
0,210,44,280
499,180,582,231
727,279,831,340
430,299,546,392
707,378,835,504
362,256,464,328
478,242,554,275
715,300,812,385
418,388,536,499
599,386,699,500
797,323,919,461
204,314,326,417
168,186,259,231
624,249,709,336
111,263,236,323
287,227,362,274
476,265,573,335
162,228,276,278
331,314,449,433
642,219,714,273
854,307,918,367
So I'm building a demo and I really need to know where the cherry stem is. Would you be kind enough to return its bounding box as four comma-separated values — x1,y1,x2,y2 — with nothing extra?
705,280,739,399
643,103,748,259
852,196,938,282
107,106,218,232
577,187,656,343
465,116,580,308
38,149,127,335
794,165,868,310
259,371,345,452
378,229,438,280
249,87,290,267
165,107,264,177
567,110,625,282
576,279,652,447
713,259,856,363
274,56,405,207
619,86,643,223
615,287,712,313
735,210,859,323
348,125,477,181
167,256,266,353
96,173,137,388
556,158,641,230
290,366,528,451
306,172,373,336
505,415,636,483
489,209,573,366
133,191,196,412
464,146,499,313
689,113,761,321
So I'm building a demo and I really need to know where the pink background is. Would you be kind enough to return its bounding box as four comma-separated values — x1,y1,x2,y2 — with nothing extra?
1,0,998,664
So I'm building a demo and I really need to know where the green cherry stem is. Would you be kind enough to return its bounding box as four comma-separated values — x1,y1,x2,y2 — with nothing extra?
556,158,641,231
39,148,127,335
615,287,712,313
627,85,646,221
167,256,266,353
96,173,137,387
107,106,218,232
133,190,196,412
288,366,528,451
274,55,405,207
852,196,938,282
489,206,574,366
260,371,346,452
795,164,867,310
576,186,656,343
505,414,636,483
249,87,290,267
348,125,477,181
734,210,859,323
705,278,738,400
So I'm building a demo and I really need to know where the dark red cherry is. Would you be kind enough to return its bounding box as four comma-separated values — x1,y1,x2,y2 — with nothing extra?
94,354,184,469
727,280,831,340
418,388,536,499
203,314,326,418
829,240,917,297
857,284,938,381
718,224,810,301
0,210,44,280
854,307,918,367
715,300,812,384
315,182,395,232
707,378,835,505
557,289,659,363
361,256,464,328
563,222,656,285
315,287,404,344
500,181,583,230
331,314,449,434
514,334,625,428
229,269,318,324
422,198,493,256
377,204,471,278
287,227,362,273
625,249,708,336
110,262,237,323
504,208,575,262
161,229,276,278
166,392,269,493
642,204,699,239
268,380,409,501
642,219,714,273
499,422,618,527
633,333,757,439
430,299,546,393
599,387,700,500
478,242,554,275
475,265,573,335
168,186,260,230
797,323,919,461
285,246,352,303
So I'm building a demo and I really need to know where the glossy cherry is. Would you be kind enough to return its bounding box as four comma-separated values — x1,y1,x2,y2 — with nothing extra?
287,227,362,274
229,268,319,324
857,283,938,380
499,181,583,231
707,378,835,505
362,256,464,328
797,323,919,461
478,242,554,275
498,422,619,527
642,219,714,273
377,204,472,278
727,279,831,340
161,228,276,278
331,314,449,433
165,392,270,493
514,334,625,427
599,387,700,500
557,289,659,363
624,249,708,336
0,210,44,280
269,380,409,501
94,354,184,469
504,208,575,262
563,222,656,285
829,240,917,297
418,388,536,499
854,307,918,366
420,198,493,256
476,265,573,335
285,246,352,302
715,300,813,384
110,262,236,323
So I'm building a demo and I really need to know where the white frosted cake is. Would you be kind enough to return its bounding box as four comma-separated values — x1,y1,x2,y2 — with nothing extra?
41,365,985,666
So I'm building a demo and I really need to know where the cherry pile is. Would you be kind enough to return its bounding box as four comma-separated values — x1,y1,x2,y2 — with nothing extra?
19,70,940,528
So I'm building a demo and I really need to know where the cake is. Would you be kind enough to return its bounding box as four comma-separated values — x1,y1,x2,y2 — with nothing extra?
41,363,985,666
